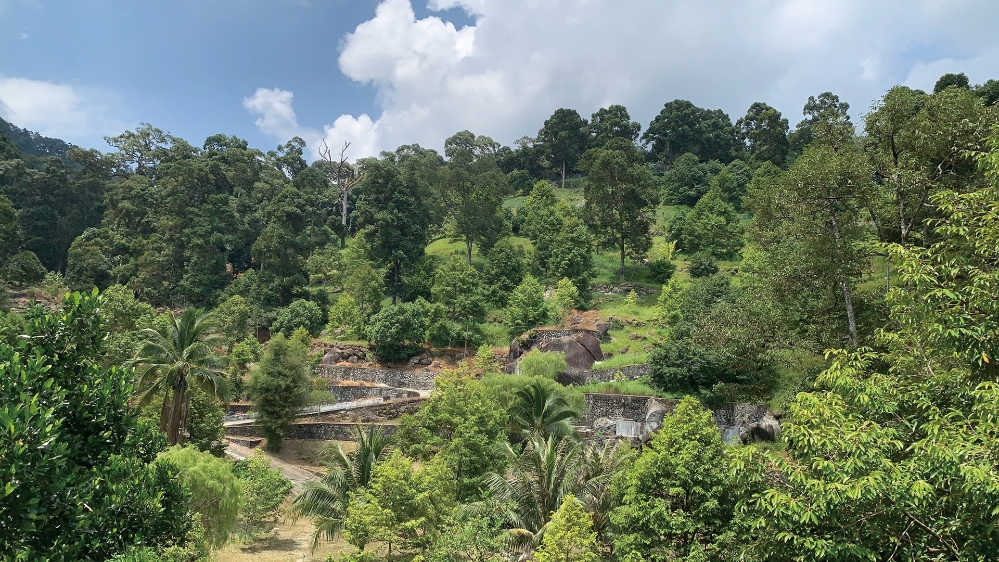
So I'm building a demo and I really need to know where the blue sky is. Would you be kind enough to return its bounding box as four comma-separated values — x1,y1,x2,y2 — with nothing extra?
2,1,999,158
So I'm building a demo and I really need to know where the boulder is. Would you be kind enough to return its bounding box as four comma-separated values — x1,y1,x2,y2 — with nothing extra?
321,350,341,365
540,336,596,370
573,332,604,362
740,413,781,443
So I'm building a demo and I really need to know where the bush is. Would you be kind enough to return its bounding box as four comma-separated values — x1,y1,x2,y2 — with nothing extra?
366,301,428,362
247,334,310,452
518,349,567,379
156,446,243,548
232,451,292,538
647,257,676,284
506,275,549,332
4,250,46,287
271,299,324,337
688,253,719,278
548,277,580,323
327,293,364,339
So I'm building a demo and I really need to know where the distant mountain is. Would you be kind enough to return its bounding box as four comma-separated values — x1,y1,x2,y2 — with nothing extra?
0,117,76,160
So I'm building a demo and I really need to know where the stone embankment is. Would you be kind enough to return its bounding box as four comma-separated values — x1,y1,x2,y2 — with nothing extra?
329,383,420,402
228,422,398,441
316,365,439,390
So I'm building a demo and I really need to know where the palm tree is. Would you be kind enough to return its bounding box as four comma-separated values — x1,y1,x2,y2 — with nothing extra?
508,380,581,439
485,434,584,549
133,308,228,445
289,424,392,549
579,439,634,541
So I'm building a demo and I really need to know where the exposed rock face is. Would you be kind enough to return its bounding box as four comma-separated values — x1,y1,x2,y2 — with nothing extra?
740,412,782,443
539,332,604,371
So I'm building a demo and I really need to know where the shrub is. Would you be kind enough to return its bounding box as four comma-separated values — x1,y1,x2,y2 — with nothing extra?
518,349,567,379
549,277,580,323
156,446,243,548
688,253,719,278
4,250,46,287
366,301,428,362
327,293,363,339
271,299,324,337
247,334,310,452
647,257,676,284
507,275,549,332
233,451,292,538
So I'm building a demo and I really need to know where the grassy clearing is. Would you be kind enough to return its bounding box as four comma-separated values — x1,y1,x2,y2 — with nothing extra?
576,379,675,398
590,352,649,370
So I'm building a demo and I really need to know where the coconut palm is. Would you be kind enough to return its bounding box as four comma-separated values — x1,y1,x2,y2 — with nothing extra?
508,379,581,439
133,308,228,445
578,439,634,541
289,424,393,549
485,434,585,549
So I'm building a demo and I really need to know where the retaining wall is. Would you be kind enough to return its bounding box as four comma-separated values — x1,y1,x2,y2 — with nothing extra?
329,384,421,402
227,422,398,441
316,365,438,390
583,393,769,432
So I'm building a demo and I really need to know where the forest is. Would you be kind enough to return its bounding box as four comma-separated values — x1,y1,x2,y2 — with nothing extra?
1,71,999,561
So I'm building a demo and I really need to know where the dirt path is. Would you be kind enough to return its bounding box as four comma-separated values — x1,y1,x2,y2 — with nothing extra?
226,441,320,489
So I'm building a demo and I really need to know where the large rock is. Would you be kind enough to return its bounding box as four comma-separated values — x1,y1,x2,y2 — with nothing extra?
740,412,781,443
539,332,603,371
321,350,341,365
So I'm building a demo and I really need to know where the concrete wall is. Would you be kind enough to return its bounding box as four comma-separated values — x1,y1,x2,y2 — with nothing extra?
582,393,769,433
316,365,438,390
227,422,398,441
329,384,420,402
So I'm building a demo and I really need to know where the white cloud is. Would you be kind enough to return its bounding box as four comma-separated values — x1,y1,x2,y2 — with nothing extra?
19,33,27,39
250,0,999,157
0,74,122,141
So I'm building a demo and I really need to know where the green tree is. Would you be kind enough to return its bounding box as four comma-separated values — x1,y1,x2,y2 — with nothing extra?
482,237,527,306
215,294,253,346
232,450,293,537
678,187,744,258
0,193,20,260
133,308,228,445
157,446,243,548
432,255,487,326
345,452,457,556
581,137,659,281
549,210,595,301
788,91,853,154
733,142,999,561
327,293,364,339
397,369,508,500
736,102,790,167
439,131,509,263
366,300,428,362
271,298,324,336
658,152,724,206
588,104,641,149
507,377,578,438
643,100,740,164
548,277,580,322
290,425,393,548
521,180,563,277
612,397,735,562
534,496,599,562
934,71,970,93
0,292,191,560
246,334,310,452
507,275,549,332
4,250,46,287
345,259,386,322
537,108,589,188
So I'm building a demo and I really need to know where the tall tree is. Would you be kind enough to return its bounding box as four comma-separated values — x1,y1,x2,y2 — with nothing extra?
246,333,310,452
934,71,970,93
642,100,740,164
788,91,853,154
580,137,659,281
588,104,641,149
537,108,589,188
133,308,228,445
317,139,364,247
354,153,432,302
440,131,509,263
736,101,790,166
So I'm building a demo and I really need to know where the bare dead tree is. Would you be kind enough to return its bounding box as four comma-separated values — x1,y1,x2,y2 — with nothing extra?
318,138,365,247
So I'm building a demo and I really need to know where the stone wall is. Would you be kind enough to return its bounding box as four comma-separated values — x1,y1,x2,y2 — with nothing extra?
227,422,398,441
329,384,420,402
582,393,769,434
316,365,438,390
568,364,650,385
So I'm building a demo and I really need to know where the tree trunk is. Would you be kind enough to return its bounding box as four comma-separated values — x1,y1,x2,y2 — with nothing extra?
466,236,474,265
167,376,186,445
840,278,859,347
619,237,626,282
392,261,399,305
159,390,171,433
561,160,566,189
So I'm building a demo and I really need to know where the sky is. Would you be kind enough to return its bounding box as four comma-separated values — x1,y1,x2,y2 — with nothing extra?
2,0,999,160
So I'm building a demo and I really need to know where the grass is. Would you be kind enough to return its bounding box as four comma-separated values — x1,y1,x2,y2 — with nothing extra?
590,352,649,370
576,379,676,398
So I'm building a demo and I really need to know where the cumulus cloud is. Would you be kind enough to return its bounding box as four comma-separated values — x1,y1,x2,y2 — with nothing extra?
249,0,999,158
0,74,121,141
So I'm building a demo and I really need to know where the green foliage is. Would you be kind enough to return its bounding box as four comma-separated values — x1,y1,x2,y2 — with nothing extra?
581,137,659,281
506,274,549,332
232,450,293,537
548,277,580,322
643,100,740,164
612,397,736,562
214,294,253,346
659,152,724,206
0,292,192,560
677,187,744,258
327,293,364,339
537,108,589,187
366,300,428,361
687,253,718,278
737,102,790,167
272,298,324,337
432,255,487,325
482,236,527,306
133,308,228,445
522,180,563,276
534,496,599,562
398,368,509,500
934,71,970,93
507,377,580,438
345,451,457,555
247,334,310,452
306,244,345,287
100,283,158,368
345,260,386,321
0,193,21,260
549,210,595,302
474,343,501,375
185,385,227,456
226,335,260,399
518,349,568,380
647,257,676,284
3,249,46,286
157,446,243,548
